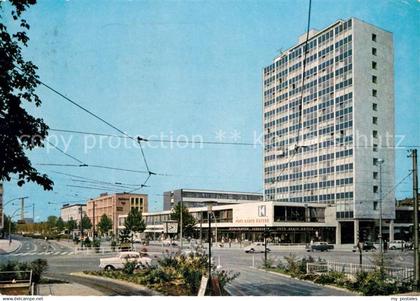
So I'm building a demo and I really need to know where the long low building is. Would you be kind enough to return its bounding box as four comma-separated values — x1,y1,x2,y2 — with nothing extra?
143,201,339,244
163,188,263,210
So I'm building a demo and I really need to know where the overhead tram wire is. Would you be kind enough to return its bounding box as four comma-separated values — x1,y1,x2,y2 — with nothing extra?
50,170,146,187
46,141,88,166
48,128,418,149
35,163,165,175
14,65,153,192
295,0,312,148
48,128,257,146
263,0,313,198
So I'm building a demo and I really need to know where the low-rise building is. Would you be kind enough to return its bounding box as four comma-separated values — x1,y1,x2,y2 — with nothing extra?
393,205,420,242
163,188,263,210
87,193,148,236
143,201,338,243
60,203,86,223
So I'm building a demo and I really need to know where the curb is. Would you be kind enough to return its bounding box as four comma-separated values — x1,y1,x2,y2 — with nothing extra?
255,267,359,295
0,240,22,255
71,272,161,296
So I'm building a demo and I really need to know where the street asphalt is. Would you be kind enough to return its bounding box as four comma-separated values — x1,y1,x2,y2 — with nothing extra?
0,236,415,296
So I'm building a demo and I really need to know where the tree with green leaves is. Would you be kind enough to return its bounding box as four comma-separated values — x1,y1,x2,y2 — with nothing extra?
170,202,196,238
119,227,131,244
66,218,77,234
46,216,57,232
124,208,146,245
97,214,112,237
0,0,53,190
55,217,65,233
79,215,92,233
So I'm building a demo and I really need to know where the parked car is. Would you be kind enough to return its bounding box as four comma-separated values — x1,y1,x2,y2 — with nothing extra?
99,251,152,271
352,241,377,252
162,239,178,247
244,242,270,253
306,242,333,252
388,240,406,250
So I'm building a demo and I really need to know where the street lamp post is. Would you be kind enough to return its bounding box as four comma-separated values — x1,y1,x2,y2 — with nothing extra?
180,199,183,250
208,203,212,280
203,200,216,281
378,158,385,269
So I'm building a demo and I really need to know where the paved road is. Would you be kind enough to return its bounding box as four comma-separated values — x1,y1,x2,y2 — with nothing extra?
0,236,75,258
0,237,414,296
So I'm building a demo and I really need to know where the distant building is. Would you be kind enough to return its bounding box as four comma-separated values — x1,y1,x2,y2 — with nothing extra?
163,189,263,211
263,18,395,244
60,203,86,223
86,193,148,236
23,218,34,224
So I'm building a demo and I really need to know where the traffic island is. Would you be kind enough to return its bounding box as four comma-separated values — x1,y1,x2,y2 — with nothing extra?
74,272,160,296
258,254,415,296
83,251,239,296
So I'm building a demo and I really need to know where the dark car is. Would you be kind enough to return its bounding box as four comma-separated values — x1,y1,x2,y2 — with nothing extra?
352,241,377,252
306,242,333,252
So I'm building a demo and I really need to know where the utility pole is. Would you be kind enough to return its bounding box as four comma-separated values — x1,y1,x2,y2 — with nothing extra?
32,204,35,223
92,202,96,239
79,205,84,247
410,149,419,290
180,199,183,250
378,158,385,269
264,225,268,267
200,211,203,245
20,197,25,221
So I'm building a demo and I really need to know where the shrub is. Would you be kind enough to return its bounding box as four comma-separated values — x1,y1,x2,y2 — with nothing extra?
0,259,47,284
84,237,91,248
314,271,347,286
111,240,117,251
122,261,137,275
30,259,48,283
93,239,101,252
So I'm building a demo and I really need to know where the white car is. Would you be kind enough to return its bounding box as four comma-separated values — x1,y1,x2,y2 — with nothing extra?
162,239,178,247
388,240,406,250
244,242,270,253
99,252,152,270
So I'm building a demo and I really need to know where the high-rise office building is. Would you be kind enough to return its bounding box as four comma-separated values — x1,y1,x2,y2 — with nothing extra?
263,18,395,243
0,183,3,230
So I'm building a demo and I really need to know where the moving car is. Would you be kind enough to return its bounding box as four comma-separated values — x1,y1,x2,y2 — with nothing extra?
244,242,270,253
99,252,152,271
306,242,333,252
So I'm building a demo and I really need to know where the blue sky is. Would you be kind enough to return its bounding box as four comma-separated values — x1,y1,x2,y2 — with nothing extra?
3,0,419,221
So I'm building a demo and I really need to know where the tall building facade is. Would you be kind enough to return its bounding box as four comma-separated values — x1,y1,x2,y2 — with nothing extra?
0,183,3,230
263,18,395,244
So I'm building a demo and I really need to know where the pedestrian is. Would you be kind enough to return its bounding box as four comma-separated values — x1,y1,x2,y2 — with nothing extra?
229,238,232,248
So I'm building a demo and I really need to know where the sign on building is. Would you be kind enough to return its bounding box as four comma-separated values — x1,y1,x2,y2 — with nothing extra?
165,221,178,234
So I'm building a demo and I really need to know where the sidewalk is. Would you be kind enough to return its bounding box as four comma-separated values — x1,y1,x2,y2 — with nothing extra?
37,282,105,296
0,238,21,255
